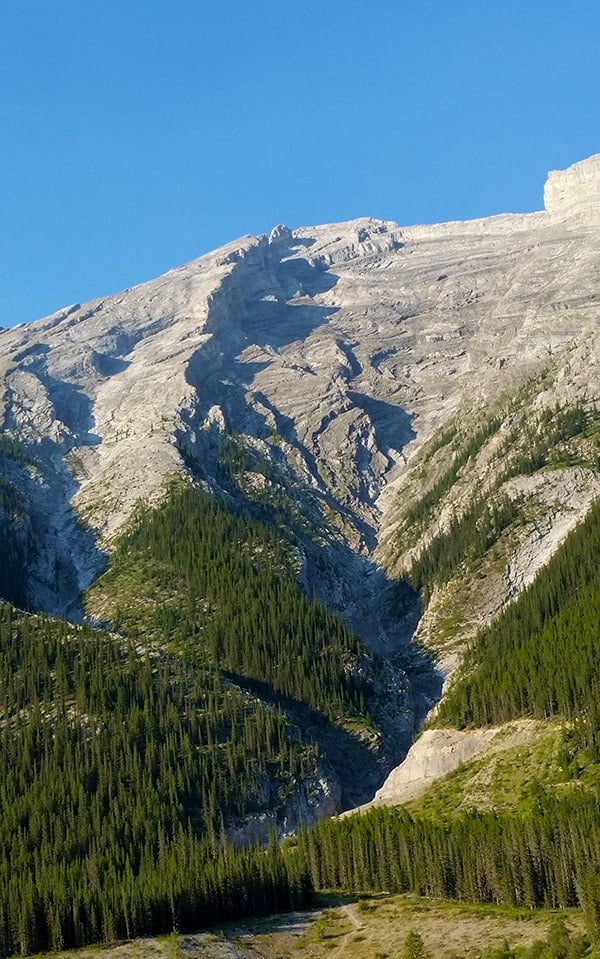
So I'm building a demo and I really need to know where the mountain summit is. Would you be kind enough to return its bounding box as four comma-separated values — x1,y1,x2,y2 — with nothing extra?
544,152,600,219
1,154,599,623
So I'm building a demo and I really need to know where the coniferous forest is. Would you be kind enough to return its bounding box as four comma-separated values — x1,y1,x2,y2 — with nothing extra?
296,791,600,940
2,453,600,953
0,434,29,609
0,481,378,956
96,483,374,720
435,496,600,734
0,604,313,956
290,494,600,945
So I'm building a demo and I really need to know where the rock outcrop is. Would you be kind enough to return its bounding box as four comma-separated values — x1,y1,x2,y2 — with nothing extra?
544,153,600,221
354,720,546,811
368,728,495,806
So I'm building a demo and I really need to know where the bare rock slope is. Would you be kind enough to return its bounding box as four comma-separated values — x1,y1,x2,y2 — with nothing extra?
1,156,599,623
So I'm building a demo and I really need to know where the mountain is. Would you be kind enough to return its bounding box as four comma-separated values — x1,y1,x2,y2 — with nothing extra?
1,154,600,955
1,155,598,617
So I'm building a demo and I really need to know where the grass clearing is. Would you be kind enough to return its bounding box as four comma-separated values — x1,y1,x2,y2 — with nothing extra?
26,895,587,959
302,896,584,959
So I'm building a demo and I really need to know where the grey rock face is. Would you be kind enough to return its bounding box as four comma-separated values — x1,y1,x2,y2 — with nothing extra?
0,155,599,638
226,766,341,847
370,727,496,806
544,153,600,220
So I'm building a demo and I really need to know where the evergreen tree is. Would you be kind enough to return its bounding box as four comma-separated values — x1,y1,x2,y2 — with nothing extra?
402,930,430,959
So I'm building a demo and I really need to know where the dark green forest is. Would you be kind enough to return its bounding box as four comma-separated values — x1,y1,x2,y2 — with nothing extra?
0,432,30,608
436,497,600,736
0,481,382,956
296,791,600,940
94,482,376,721
296,488,600,943
0,605,312,956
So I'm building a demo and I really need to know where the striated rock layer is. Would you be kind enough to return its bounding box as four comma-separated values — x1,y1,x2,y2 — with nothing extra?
1,156,599,621
544,153,600,220
1,153,600,813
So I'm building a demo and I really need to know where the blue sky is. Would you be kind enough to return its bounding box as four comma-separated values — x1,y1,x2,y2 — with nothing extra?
1,0,599,327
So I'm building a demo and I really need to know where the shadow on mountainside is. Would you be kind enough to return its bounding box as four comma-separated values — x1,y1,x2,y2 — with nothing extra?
180,239,345,497
221,670,393,810
2,351,106,618
175,414,442,804
241,242,339,350
348,391,416,457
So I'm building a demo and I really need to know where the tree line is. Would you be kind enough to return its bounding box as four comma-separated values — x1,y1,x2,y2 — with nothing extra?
295,790,600,942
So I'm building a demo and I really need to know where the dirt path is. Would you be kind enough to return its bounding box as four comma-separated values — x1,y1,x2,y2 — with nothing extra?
330,903,363,958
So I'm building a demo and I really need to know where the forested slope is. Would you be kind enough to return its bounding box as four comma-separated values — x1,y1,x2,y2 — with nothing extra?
0,480,407,956
435,496,600,742
295,792,600,939
0,604,314,956
0,432,31,608
290,496,600,942
3,411,600,955
88,482,375,720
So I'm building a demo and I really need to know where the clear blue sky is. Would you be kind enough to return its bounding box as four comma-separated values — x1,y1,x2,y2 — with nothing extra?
1,0,599,327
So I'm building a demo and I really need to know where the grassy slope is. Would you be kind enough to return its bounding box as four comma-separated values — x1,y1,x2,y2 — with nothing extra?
404,720,600,818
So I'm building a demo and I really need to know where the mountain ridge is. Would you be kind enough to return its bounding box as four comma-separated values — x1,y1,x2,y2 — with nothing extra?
1,152,600,789
2,157,599,616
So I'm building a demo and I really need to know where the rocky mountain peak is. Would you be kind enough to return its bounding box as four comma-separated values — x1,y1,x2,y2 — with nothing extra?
543,153,600,220
1,156,600,625
268,223,293,245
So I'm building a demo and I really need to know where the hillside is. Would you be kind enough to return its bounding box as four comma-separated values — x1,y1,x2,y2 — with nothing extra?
0,154,600,955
